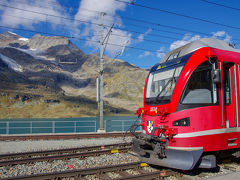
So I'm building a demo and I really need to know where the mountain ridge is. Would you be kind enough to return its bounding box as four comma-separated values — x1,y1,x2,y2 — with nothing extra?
0,32,148,118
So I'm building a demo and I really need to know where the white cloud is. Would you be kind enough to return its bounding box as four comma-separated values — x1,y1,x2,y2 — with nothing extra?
211,31,232,43
0,0,68,29
85,27,131,56
106,28,131,56
137,28,152,42
212,31,225,37
138,51,151,58
75,0,126,23
156,47,165,59
170,34,201,51
169,31,232,52
0,0,133,57
74,0,132,56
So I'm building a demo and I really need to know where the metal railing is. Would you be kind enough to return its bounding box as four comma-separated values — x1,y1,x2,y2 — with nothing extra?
0,118,140,134
0,120,96,134
105,119,140,132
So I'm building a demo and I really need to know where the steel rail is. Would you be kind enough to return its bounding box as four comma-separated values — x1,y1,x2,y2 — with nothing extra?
0,143,132,166
0,132,137,141
1,162,170,180
0,142,131,159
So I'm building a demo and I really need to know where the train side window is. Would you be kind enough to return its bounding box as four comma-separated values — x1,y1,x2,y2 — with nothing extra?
223,67,231,105
166,51,180,61
180,61,218,104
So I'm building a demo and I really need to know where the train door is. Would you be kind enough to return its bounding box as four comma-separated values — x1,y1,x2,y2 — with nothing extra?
223,63,237,128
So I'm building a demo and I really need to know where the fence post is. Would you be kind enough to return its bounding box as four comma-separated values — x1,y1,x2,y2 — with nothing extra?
95,119,97,132
30,122,32,134
105,120,106,132
74,121,76,133
52,121,55,133
6,122,9,135
122,120,124,132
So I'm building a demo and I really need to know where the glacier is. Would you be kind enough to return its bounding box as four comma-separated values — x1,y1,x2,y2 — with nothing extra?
0,54,23,72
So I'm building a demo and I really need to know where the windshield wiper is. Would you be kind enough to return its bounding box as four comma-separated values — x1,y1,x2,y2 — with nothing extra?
155,64,179,100
155,78,173,100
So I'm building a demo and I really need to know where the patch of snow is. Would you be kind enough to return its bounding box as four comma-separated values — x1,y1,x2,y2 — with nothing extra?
17,47,44,57
0,54,23,72
19,37,29,41
14,47,57,67
7,31,18,36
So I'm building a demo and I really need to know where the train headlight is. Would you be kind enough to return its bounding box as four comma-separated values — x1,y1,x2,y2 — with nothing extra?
173,117,190,126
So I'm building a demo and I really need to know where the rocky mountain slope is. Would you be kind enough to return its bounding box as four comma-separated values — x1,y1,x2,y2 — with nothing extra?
0,32,148,118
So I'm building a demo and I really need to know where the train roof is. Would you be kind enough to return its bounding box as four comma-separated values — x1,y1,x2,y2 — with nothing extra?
161,38,240,63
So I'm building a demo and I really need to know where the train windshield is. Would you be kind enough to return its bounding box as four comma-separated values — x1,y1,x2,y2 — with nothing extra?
145,66,183,105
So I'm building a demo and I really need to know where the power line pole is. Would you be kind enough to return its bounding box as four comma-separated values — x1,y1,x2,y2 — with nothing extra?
98,12,105,133
97,12,113,133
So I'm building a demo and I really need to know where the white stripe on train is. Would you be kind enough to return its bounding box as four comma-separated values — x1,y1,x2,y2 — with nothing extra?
174,127,240,138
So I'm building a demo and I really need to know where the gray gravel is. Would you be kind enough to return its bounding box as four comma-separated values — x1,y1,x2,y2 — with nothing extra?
166,161,240,180
0,136,138,179
0,137,132,154
0,153,139,178
2,136,239,179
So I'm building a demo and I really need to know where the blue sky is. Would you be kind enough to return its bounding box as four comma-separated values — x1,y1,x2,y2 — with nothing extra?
0,0,240,68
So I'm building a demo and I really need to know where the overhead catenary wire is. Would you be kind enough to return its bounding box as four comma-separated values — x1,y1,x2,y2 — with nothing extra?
111,33,171,45
73,5,240,41
2,1,240,43
8,0,240,45
114,0,240,30
40,0,240,33
0,3,101,28
76,6,211,36
40,0,212,36
3,9,234,45
0,11,173,47
0,25,166,53
1,0,240,50
2,0,240,68
0,3,179,41
1,12,173,45
199,0,240,12
40,0,240,40
76,7,240,42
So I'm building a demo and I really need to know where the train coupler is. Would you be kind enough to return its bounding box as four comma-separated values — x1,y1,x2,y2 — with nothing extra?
153,142,166,158
133,136,204,170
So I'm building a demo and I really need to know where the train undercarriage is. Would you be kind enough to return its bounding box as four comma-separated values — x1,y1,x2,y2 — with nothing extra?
132,130,216,170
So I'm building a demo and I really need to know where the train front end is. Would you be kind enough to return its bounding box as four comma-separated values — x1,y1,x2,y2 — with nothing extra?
132,48,217,170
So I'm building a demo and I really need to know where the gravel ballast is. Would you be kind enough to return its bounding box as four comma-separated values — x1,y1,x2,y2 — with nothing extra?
1,136,240,179
0,153,140,178
0,136,139,178
0,136,132,154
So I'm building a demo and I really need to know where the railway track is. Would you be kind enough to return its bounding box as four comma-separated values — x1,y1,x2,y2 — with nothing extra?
2,140,240,179
1,162,171,180
1,151,239,180
0,142,132,166
0,132,136,141
2,146,240,179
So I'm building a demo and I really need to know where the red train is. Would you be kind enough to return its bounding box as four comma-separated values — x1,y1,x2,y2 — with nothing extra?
132,38,240,170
